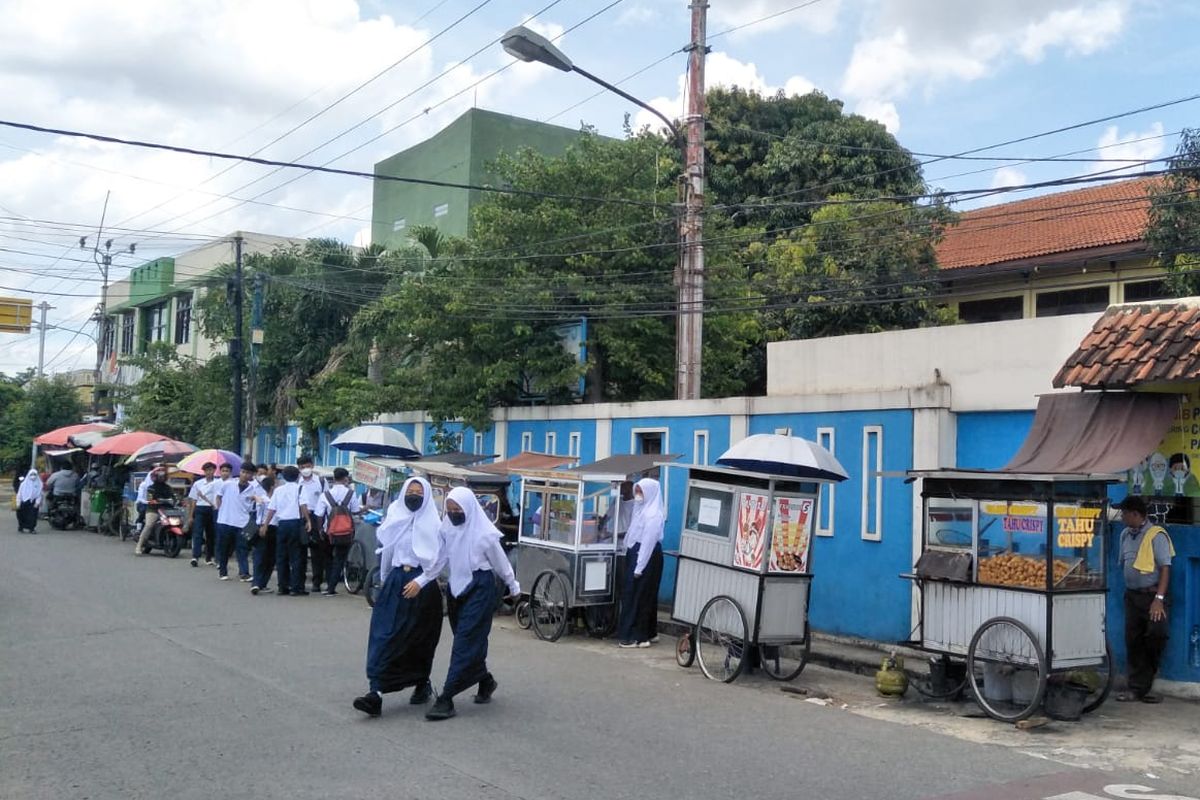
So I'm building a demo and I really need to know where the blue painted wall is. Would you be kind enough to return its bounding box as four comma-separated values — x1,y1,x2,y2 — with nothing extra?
956,411,1034,469
505,419,598,462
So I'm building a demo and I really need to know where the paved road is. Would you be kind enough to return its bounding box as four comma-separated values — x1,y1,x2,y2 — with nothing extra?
2,520,1195,800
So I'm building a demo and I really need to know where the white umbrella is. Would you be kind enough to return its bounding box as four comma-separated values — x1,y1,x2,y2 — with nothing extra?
716,434,849,482
330,425,421,458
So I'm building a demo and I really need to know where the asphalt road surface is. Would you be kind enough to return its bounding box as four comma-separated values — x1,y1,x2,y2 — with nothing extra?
2,519,1196,800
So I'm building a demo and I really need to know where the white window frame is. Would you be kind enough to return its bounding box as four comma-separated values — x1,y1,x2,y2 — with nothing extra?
693,430,709,465
521,431,533,453
568,432,581,458
473,432,484,455
545,431,557,455
630,426,669,455
392,218,406,232
433,203,449,218
815,427,836,537
774,426,792,436
861,426,883,542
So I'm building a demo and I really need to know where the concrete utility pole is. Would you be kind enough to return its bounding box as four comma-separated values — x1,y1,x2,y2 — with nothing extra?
31,300,53,467
231,234,245,455
677,0,708,401
89,191,111,418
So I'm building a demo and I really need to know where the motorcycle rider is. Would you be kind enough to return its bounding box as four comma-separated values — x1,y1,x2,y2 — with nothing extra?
134,469,176,556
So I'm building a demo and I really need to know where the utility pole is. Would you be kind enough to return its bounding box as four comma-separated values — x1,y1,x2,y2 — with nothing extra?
677,0,708,401
247,271,265,461
84,191,134,419
30,301,53,467
231,234,245,455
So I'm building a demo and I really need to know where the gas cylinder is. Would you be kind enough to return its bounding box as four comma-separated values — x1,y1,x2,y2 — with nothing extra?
876,654,910,697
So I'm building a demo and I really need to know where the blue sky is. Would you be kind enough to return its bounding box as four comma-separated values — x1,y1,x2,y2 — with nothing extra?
0,0,1197,373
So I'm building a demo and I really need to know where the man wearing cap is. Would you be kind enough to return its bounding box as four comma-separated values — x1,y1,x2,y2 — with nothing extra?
1114,496,1174,703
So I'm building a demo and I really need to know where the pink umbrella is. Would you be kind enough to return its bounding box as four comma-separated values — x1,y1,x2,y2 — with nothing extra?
34,422,115,447
177,449,243,476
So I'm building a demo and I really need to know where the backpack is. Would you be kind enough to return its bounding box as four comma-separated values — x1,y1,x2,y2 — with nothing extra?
323,489,355,543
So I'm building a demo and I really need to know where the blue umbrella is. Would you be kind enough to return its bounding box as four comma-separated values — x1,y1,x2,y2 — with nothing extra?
330,425,421,458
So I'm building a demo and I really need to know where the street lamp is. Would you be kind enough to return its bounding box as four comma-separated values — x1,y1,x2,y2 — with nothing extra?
501,24,706,400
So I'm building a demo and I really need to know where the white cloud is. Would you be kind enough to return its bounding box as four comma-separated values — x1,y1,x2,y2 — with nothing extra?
854,99,901,134
633,52,817,131
1092,121,1166,174
708,0,842,36
616,5,657,26
990,166,1029,189
523,17,566,44
840,1,1130,120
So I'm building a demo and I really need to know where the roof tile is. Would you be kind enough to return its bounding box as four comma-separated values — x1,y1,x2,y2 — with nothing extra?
1054,299,1200,389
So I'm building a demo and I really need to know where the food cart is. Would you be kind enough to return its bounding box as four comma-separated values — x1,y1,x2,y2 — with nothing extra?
670,434,848,683
905,471,1115,722
119,468,193,540
514,454,674,642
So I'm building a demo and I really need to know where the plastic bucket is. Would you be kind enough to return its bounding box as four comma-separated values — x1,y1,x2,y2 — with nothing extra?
982,662,1013,702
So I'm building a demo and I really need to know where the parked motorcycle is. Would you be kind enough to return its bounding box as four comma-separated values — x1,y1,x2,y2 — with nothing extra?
139,504,187,558
47,494,83,530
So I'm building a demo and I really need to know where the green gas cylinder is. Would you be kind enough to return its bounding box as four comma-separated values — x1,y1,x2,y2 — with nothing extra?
876,654,909,697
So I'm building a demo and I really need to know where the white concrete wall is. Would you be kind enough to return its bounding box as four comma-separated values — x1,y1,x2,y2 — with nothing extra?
767,314,1099,412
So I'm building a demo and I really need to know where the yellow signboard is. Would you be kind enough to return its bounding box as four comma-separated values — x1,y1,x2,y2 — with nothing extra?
1126,384,1200,499
0,297,33,333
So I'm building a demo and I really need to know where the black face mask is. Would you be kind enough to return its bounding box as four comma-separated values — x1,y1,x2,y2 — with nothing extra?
447,510,467,526
404,494,423,512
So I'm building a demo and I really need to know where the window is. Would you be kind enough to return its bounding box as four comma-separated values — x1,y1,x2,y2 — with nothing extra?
861,426,883,541
816,427,835,537
693,430,709,465
392,218,406,232
120,312,135,355
521,485,577,546
774,426,792,436
174,294,192,345
101,318,116,359
473,432,484,455
1123,279,1170,303
634,430,664,455
684,484,734,538
1035,286,1110,317
142,303,168,347
545,432,557,455
520,432,533,453
958,295,1024,323
568,432,581,458
433,203,449,218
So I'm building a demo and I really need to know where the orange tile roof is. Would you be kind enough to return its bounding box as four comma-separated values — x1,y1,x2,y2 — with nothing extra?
1054,299,1200,389
936,177,1156,271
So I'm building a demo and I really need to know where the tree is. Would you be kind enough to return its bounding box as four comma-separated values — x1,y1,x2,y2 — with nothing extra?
1146,128,1200,295
116,343,233,446
0,372,85,474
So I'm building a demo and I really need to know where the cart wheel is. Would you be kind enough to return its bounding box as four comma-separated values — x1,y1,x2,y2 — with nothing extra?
675,630,695,668
1081,639,1115,714
364,567,382,608
966,616,1047,723
695,595,749,683
583,604,617,639
344,540,367,595
910,655,968,700
515,600,532,630
530,570,570,643
757,624,811,682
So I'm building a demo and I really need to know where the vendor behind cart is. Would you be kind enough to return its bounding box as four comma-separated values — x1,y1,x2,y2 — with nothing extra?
1113,496,1174,704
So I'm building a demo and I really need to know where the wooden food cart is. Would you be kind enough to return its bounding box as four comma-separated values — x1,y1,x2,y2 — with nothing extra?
671,434,848,683
905,471,1115,722
514,454,674,642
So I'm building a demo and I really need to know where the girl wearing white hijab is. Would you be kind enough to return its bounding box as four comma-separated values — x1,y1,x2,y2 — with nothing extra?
616,477,666,648
16,469,43,534
425,486,520,721
354,477,446,717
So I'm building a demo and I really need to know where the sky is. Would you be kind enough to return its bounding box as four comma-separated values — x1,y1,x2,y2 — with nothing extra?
1,0,1198,375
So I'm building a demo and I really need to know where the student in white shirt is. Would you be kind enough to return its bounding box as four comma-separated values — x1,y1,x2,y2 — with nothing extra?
186,462,221,567
259,465,309,596
296,455,328,593
250,476,276,595
353,477,446,718
425,486,520,722
213,462,262,581
315,467,362,596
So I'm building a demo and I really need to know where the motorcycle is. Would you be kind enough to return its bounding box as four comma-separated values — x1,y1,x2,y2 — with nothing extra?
47,494,83,530
140,503,187,558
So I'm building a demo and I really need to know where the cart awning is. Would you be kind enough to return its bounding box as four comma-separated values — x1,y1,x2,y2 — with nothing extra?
474,451,576,475
1001,392,1180,475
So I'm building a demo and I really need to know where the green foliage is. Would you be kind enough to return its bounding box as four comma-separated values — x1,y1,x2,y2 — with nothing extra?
0,372,85,473
1146,128,1200,295
116,343,232,446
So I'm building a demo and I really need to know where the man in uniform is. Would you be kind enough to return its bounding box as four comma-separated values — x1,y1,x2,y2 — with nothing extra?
1113,496,1173,703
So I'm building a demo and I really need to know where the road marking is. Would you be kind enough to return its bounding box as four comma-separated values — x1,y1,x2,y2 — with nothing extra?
929,772,1199,800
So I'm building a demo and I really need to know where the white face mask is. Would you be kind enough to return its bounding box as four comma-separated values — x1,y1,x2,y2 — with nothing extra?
300,468,313,478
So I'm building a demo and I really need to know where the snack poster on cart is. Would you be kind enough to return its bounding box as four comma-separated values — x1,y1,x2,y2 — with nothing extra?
733,492,769,570
770,496,815,573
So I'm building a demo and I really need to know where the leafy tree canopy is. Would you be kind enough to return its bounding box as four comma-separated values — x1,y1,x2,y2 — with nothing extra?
1146,128,1200,295
0,372,85,474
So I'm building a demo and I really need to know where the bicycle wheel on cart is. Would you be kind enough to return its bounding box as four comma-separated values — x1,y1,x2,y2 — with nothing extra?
757,623,811,682
1081,639,1115,714
695,595,749,683
344,540,367,594
676,630,695,668
966,616,1048,723
530,570,570,642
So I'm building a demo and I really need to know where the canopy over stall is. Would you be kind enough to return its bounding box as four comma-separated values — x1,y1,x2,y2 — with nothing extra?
34,422,115,447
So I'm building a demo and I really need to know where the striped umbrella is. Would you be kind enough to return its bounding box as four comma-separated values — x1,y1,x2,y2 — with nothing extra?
123,439,198,468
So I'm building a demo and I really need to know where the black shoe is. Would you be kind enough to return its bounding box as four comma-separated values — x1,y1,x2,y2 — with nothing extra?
292,589,310,596
410,681,433,705
312,583,322,593
474,675,498,704
353,692,382,717
277,589,291,596
425,696,455,721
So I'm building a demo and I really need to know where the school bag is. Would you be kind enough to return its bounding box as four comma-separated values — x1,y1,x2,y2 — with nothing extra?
323,489,355,543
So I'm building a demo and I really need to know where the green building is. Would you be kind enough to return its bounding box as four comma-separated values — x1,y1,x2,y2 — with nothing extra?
371,108,586,247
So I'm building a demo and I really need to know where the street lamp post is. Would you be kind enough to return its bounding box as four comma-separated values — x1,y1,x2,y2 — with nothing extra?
502,14,708,400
